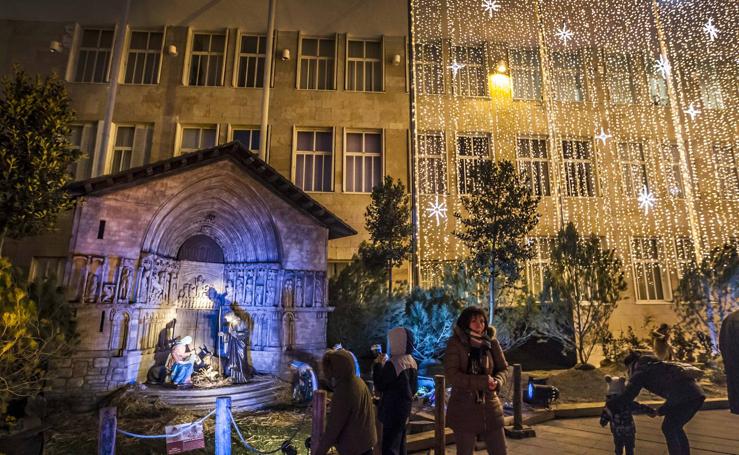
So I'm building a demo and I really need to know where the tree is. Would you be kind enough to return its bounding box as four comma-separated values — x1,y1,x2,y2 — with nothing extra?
0,67,79,255
364,176,412,294
545,223,627,367
675,242,738,354
453,160,540,320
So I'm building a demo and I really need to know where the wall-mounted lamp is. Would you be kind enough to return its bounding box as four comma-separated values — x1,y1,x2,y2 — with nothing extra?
392,54,401,66
281,48,291,61
490,59,510,90
167,44,178,56
49,40,63,53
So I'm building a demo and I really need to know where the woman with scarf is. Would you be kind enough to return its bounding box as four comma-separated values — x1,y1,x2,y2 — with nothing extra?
444,306,508,455
372,327,419,455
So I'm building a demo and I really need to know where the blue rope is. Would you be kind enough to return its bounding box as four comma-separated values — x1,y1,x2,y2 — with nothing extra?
117,408,216,439
228,407,308,454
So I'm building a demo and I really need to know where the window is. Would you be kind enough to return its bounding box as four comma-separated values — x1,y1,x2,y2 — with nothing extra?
29,257,66,282
648,58,668,106
456,134,490,194
299,37,335,90
552,51,586,102
451,45,487,97
517,137,550,196
418,132,447,194
526,237,555,297
178,125,217,155
111,126,134,173
188,32,226,86
713,143,739,197
661,143,685,198
347,39,382,92
295,129,333,192
236,34,266,88
68,123,97,180
125,30,163,84
674,236,695,277
110,124,153,173
605,53,635,104
74,28,114,83
345,130,383,193
632,237,669,301
415,40,444,95
699,63,724,109
509,48,542,100
618,142,648,197
562,140,596,197
231,127,261,153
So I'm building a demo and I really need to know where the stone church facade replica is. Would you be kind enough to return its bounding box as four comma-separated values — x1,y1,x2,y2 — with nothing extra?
47,141,355,400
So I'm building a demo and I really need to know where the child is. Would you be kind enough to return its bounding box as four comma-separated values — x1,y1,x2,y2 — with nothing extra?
600,375,656,455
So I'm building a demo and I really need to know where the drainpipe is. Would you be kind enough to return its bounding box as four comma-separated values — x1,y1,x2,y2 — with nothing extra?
95,0,131,177
258,0,277,161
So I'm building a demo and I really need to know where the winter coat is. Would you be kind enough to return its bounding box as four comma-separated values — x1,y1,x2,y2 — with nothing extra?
372,327,419,427
443,325,509,434
720,309,739,414
607,354,705,415
315,349,377,455
600,398,654,438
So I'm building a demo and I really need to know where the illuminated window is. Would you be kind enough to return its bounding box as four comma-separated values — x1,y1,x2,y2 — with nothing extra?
347,39,383,92
661,143,685,198
345,130,383,193
632,237,669,302
295,129,333,192
74,28,114,83
552,51,586,102
517,137,550,197
299,37,335,90
456,134,490,194
618,142,648,197
562,140,596,197
415,41,444,95
605,53,635,104
699,63,725,109
509,48,542,100
451,45,487,97
418,132,446,195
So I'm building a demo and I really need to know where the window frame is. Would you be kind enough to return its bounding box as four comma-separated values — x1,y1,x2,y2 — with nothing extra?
712,143,739,198
227,124,264,155
617,141,649,198
551,50,587,103
110,124,135,174
292,127,335,193
450,44,488,98
175,124,219,156
509,48,543,101
417,131,447,195
233,32,269,89
456,133,492,195
296,33,338,91
345,36,384,92
184,29,228,87
604,51,637,105
525,237,555,298
516,136,551,197
122,27,165,85
414,40,444,95
561,139,597,197
661,143,686,199
343,128,384,194
698,62,725,110
71,26,116,83
631,237,671,303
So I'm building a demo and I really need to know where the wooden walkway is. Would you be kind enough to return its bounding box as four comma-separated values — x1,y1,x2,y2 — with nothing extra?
452,410,739,454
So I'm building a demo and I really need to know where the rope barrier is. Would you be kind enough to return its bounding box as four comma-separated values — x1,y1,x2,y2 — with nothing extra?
228,406,309,454
116,408,216,439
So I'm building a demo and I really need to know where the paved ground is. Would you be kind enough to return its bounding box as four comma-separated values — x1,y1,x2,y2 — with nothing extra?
452,410,739,454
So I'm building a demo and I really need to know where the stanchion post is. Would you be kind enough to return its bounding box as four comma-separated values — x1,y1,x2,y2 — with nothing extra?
504,364,536,439
98,406,117,455
215,396,232,455
434,374,445,455
311,390,327,454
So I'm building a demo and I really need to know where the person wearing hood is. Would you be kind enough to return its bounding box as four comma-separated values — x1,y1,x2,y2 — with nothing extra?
315,349,377,455
444,306,509,455
372,327,419,455
607,351,705,455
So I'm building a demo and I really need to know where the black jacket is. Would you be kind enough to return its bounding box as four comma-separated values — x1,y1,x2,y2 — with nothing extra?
720,309,739,414
372,361,418,426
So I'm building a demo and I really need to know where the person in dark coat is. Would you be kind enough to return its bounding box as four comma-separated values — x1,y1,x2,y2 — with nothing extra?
444,306,508,455
315,349,377,455
607,351,705,455
719,309,739,414
372,327,419,455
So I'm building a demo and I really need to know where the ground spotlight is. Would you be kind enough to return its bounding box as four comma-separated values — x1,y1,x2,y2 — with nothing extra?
524,376,560,406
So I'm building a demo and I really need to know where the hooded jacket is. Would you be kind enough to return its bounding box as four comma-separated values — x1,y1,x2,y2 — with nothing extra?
719,309,739,414
443,325,508,434
372,327,419,426
315,349,377,455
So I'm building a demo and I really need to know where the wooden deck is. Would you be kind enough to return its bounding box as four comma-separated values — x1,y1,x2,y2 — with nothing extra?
449,410,739,454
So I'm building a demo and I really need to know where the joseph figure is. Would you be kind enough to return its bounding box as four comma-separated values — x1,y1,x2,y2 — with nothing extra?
222,311,253,383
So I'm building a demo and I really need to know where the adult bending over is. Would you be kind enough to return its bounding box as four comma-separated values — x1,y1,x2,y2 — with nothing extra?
444,306,508,455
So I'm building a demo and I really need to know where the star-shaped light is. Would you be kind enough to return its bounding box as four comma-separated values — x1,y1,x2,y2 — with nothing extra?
669,185,682,197
654,54,671,79
482,0,501,17
425,197,448,225
638,186,656,214
703,18,719,41
448,61,466,77
595,127,612,145
555,23,574,45
683,103,701,120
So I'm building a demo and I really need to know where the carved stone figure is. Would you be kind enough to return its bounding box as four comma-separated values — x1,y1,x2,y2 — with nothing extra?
295,277,303,307
282,279,294,308
118,268,131,300
101,284,114,303
235,277,244,304
245,277,254,306
314,278,324,308
266,270,276,307
85,272,99,302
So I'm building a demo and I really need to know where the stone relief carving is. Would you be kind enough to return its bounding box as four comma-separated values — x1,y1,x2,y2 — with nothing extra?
295,275,304,308
282,278,294,308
